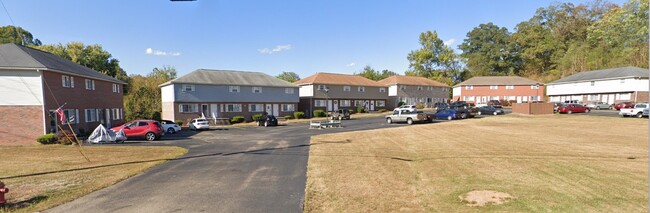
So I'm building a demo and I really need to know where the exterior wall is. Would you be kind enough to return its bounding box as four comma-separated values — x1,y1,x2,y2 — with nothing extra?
0,70,44,105
388,85,398,96
161,84,175,102
548,91,649,104
308,84,388,99
299,85,314,97
0,106,43,145
172,84,299,103
42,71,125,134
392,85,449,108
512,103,554,115
298,84,389,117
299,97,388,118
547,78,648,96
452,84,544,104
452,86,461,98
171,102,299,124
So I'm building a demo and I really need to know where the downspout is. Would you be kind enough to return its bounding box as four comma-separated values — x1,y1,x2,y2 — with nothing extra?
38,69,47,134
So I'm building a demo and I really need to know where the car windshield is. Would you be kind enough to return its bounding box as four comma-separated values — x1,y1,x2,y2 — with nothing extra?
197,119,207,122
636,104,647,108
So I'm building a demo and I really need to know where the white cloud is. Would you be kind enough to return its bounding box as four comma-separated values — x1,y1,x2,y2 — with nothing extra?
444,39,456,47
258,44,292,54
145,48,181,56
346,62,356,67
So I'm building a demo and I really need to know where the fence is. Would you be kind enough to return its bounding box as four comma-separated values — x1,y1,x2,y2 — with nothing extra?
512,103,554,115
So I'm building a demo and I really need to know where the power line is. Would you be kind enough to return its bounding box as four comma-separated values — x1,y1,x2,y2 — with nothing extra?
0,0,15,26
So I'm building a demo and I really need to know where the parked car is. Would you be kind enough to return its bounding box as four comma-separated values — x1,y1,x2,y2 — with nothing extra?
110,120,164,141
257,114,278,127
160,120,181,134
643,108,649,118
189,118,210,131
393,105,417,112
487,100,502,108
614,102,635,110
433,102,449,111
557,104,590,114
553,103,564,112
331,109,351,120
619,103,648,118
478,106,505,115
586,102,611,110
433,109,463,120
449,102,478,118
385,109,430,125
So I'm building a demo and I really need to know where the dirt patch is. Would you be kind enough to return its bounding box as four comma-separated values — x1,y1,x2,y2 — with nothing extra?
459,190,514,207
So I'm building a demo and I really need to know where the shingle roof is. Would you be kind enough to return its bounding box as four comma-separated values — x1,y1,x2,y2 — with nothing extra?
549,66,649,84
294,72,384,87
0,43,125,84
160,69,298,87
378,75,450,87
454,76,541,87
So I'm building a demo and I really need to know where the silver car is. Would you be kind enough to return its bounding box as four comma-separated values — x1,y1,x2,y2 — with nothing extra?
586,101,610,110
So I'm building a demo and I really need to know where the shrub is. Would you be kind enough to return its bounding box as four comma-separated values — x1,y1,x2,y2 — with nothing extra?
284,115,292,120
77,128,87,137
175,120,184,126
294,111,305,119
251,114,264,121
313,110,326,117
36,133,57,144
231,116,246,124
378,109,387,113
356,106,365,113
398,101,406,107
416,102,425,109
55,130,75,145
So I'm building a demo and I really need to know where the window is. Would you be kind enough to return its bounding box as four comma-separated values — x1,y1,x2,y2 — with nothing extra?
590,81,595,86
229,86,240,93
505,85,514,90
616,93,631,100
179,104,199,113
379,87,386,93
225,104,242,112
426,86,431,91
62,109,78,124
111,108,123,120
417,86,423,91
315,100,327,107
252,87,262,93
442,87,449,92
62,75,74,88
531,85,540,89
530,96,540,101
317,85,327,90
182,84,195,92
281,104,295,112
505,96,516,101
85,79,95,90
464,96,475,102
376,100,385,107
358,86,365,92
588,95,599,101
465,85,473,90
491,96,499,101
340,100,351,107
85,109,99,122
112,84,120,93
489,85,498,90
343,86,351,92
285,88,295,94
620,79,625,84
354,100,365,106
249,104,264,112
400,85,407,90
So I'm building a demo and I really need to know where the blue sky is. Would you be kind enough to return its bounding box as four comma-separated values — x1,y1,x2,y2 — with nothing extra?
0,0,627,78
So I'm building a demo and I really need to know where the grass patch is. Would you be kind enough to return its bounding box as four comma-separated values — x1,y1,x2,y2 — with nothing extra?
0,145,187,213
305,115,648,212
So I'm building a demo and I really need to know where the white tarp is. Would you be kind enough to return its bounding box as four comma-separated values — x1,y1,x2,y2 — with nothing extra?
87,125,127,143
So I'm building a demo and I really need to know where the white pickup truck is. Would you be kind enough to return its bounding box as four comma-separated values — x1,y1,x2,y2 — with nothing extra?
619,103,648,118
385,109,431,125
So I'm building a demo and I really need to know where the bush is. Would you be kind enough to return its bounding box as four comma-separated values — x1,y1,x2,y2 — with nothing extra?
175,120,184,126
77,128,87,137
313,110,326,117
356,106,365,113
378,109,387,113
416,102,425,109
55,130,75,145
36,133,57,144
284,115,292,120
231,116,246,124
294,111,305,119
252,114,264,121
398,101,406,107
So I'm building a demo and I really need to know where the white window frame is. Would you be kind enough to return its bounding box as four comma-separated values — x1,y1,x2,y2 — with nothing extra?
505,85,514,90
376,100,385,107
318,85,327,90
252,87,262,93
400,85,407,90
85,79,95,90
343,86,351,92
225,104,242,112
112,84,120,93
590,81,595,86
63,109,79,124
285,88,295,94
85,109,98,122
340,100,351,107
489,85,498,90
315,100,327,107
111,108,123,120
379,87,386,93
417,86,423,91
531,85,540,89
62,75,74,88
358,86,365,92
465,85,473,90
179,104,199,113
249,104,264,112
182,84,195,92
281,104,295,112
229,86,240,93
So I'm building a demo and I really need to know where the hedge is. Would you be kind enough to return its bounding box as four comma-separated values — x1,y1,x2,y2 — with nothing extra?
36,133,57,144
356,106,365,113
231,116,246,123
252,114,264,121
313,110,326,117
284,115,292,120
294,111,305,119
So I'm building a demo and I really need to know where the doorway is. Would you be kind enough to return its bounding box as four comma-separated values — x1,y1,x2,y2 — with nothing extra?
265,104,273,115
210,104,218,118
201,104,209,118
273,104,279,116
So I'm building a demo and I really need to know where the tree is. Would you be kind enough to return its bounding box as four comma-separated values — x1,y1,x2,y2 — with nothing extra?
276,71,300,83
406,31,461,85
32,42,129,83
459,23,521,76
124,66,177,121
0,25,41,46
354,66,397,80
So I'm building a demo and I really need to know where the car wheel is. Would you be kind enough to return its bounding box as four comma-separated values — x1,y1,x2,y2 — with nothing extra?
586,109,590,113
637,112,643,118
386,118,392,124
145,132,156,141
493,111,498,115
461,113,468,119
567,110,572,114
167,127,175,134
447,116,452,120
478,111,482,115
407,118,413,125
264,121,268,127
596,106,601,110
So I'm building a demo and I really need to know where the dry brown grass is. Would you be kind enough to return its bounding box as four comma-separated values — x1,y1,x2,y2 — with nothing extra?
0,145,186,213
305,115,648,212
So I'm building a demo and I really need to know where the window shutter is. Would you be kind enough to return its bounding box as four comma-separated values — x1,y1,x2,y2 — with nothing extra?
62,76,66,87
75,109,79,124
179,104,183,112
70,77,75,88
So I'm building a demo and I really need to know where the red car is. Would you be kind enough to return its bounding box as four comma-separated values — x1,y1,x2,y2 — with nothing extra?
614,102,635,110
111,120,164,141
557,104,590,114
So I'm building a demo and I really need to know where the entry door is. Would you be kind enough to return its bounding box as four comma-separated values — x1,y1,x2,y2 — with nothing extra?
608,95,615,104
601,95,607,103
482,96,487,103
517,96,522,103
201,104,209,118
265,104,273,115
327,100,333,111
370,101,375,111
333,100,339,111
105,109,111,128
273,104,279,116
210,104,218,118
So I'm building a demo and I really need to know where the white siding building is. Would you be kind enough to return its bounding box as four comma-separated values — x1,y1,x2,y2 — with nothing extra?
546,67,649,104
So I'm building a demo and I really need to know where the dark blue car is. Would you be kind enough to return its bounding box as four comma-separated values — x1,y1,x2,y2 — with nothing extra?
434,109,462,120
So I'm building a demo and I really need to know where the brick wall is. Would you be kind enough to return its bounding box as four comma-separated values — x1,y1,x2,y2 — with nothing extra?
453,85,545,103
0,106,43,145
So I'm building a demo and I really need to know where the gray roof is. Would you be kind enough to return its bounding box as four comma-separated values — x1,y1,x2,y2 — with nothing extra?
0,43,125,84
160,69,298,87
549,66,649,84
454,76,541,87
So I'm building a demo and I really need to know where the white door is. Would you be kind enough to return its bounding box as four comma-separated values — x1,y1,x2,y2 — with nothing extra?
210,104,218,118
608,95,615,104
601,95,607,103
265,104,273,115
333,100,339,111
517,96,522,103
327,100,332,111
370,100,375,111
273,104,279,116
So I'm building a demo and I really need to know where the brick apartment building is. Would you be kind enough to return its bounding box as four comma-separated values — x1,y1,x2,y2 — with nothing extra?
452,76,544,104
0,43,126,145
